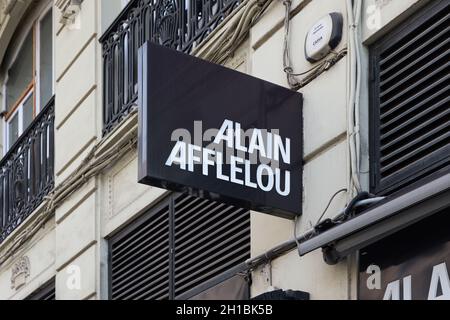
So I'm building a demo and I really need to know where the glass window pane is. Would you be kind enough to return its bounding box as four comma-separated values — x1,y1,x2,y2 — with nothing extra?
23,93,34,129
6,31,33,112
8,113,19,147
40,9,53,108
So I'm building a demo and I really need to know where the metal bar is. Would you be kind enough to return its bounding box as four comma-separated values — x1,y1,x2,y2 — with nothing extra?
0,97,55,243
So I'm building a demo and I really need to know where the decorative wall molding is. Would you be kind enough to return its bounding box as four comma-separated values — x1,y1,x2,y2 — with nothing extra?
10,256,30,290
55,0,83,26
0,0,17,27
1,0,17,15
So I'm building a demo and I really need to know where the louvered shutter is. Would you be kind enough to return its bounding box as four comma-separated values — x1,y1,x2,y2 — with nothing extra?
370,0,450,195
109,194,251,300
109,201,171,300
173,194,251,298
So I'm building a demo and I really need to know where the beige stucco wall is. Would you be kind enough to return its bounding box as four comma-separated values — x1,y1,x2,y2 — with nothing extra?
0,0,432,300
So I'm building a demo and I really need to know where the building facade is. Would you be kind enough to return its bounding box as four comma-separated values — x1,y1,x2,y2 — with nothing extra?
0,0,448,300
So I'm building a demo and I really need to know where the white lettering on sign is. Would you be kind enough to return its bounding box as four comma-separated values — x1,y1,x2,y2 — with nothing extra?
383,276,412,300
165,120,291,197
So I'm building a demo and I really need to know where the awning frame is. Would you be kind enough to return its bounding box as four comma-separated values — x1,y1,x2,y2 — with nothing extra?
298,171,450,264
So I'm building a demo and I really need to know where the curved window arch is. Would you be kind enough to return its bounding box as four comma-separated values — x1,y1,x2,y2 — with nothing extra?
2,4,53,152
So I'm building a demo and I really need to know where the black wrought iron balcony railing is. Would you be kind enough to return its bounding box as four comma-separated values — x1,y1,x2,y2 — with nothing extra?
0,97,55,243
100,0,242,135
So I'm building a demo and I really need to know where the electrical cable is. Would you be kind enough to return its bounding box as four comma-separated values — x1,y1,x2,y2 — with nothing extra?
342,191,370,217
316,188,348,225
353,0,362,182
334,191,376,224
294,188,347,253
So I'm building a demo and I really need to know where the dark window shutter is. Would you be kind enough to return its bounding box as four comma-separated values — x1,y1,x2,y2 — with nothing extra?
370,0,450,195
109,194,250,300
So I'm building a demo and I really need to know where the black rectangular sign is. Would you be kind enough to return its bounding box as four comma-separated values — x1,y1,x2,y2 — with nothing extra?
138,42,303,219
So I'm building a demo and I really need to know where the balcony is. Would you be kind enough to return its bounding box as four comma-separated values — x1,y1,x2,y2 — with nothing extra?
0,97,55,243
100,0,242,135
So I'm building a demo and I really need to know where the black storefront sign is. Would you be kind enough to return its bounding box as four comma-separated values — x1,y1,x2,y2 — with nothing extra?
359,208,450,300
138,42,303,219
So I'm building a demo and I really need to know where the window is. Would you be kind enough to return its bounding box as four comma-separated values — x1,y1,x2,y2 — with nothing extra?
369,0,450,195
109,194,251,300
2,7,53,151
